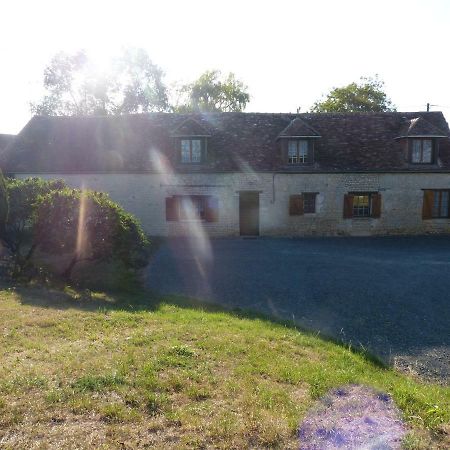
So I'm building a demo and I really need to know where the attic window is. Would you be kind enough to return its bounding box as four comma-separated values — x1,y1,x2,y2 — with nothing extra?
411,139,433,164
181,139,202,163
288,140,309,164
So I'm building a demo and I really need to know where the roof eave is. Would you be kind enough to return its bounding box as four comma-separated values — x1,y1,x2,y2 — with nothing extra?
394,135,448,139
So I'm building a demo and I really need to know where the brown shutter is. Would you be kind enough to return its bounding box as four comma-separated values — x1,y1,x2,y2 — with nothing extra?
205,196,219,222
343,194,354,219
166,197,178,221
289,194,304,215
422,190,434,220
371,193,382,218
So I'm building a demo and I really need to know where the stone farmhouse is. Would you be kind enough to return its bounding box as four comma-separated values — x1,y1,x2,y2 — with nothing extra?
1,111,450,237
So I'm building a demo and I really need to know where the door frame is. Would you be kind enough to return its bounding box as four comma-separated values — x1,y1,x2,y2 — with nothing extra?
238,190,261,236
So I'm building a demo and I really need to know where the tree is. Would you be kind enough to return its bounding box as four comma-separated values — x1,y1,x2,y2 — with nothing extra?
31,48,169,116
310,76,396,113
175,70,250,112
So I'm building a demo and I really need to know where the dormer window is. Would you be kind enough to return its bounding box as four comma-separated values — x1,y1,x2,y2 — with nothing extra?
181,139,202,163
411,139,433,164
288,140,309,164
277,118,320,166
171,118,211,165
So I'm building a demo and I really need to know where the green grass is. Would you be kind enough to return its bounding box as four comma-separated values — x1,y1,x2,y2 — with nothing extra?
0,283,449,449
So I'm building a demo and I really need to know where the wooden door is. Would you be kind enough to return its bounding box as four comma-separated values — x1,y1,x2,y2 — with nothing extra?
239,192,260,236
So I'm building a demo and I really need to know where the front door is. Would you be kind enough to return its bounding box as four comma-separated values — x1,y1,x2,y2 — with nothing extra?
239,191,260,236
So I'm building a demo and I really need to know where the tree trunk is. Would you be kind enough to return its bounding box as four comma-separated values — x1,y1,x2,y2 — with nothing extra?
62,255,79,280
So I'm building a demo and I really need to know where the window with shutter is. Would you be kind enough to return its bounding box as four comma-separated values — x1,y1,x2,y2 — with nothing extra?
166,195,218,222
423,190,450,219
344,192,382,219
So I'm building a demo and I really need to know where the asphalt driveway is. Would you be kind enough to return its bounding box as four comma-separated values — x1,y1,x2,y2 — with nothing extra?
145,236,450,382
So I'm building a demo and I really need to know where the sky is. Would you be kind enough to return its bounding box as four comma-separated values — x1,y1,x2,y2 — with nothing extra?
0,0,449,134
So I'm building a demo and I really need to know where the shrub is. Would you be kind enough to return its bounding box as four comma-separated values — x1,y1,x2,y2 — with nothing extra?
2,177,67,275
2,178,149,283
34,188,150,279
0,169,7,235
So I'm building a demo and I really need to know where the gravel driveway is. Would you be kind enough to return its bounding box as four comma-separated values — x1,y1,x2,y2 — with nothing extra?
145,236,450,383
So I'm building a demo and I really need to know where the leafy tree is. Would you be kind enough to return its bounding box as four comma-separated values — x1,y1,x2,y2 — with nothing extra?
34,189,149,280
310,76,396,113
114,48,169,114
175,70,250,112
31,48,169,116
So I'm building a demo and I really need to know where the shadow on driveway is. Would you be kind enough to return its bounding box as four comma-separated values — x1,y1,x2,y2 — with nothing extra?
145,235,450,383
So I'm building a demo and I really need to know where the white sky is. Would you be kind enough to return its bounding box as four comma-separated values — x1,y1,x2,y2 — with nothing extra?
1,0,449,134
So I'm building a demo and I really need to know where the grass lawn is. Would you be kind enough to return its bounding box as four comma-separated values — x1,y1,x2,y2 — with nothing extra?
0,283,449,449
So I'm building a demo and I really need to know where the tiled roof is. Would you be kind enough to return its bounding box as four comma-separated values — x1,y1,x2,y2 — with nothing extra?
0,134,15,153
278,117,321,138
170,118,211,136
397,116,448,138
1,112,450,173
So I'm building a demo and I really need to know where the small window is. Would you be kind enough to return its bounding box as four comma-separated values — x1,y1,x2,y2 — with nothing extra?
411,139,433,164
180,139,203,163
288,140,309,164
303,193,317,214
353,194,371,217
179,196,206,220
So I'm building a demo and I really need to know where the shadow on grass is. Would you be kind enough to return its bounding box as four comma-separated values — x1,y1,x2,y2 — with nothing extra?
4,280,387,371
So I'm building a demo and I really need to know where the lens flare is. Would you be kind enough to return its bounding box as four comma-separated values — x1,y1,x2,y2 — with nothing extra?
75,185,88,258
149,147,213,293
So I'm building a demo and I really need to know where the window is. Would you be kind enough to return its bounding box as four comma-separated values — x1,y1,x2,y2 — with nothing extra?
411,139,433,164
166,195,219,222
423,190,450,219
353,194,371,217
181,139,202,163
343,193,381,219
179,196,206,220
303,193,317,214
289,193,317,215
288,140,309,164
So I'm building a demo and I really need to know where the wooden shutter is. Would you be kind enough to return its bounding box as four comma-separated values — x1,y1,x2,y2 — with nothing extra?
166,197,178,221
422,190,434,220
205,196,219,222
289,194,304,216
371,193,382,218
343,194,354,219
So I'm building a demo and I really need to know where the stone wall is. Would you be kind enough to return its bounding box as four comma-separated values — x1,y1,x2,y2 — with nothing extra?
16,172,450,237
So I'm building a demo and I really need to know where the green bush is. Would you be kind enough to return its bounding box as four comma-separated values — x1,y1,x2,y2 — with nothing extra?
34,188,150,279
0,169,8,235
3,178,67,274
2,178,149,283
